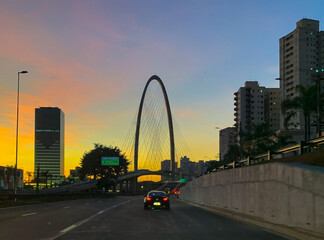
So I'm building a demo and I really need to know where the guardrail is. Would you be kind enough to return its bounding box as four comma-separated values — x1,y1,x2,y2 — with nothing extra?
213,135,324,172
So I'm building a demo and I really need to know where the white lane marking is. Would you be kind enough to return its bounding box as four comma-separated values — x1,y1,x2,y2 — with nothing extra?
46,198,136,240
60,224,77,233
63,206,71,209
22,212,37,217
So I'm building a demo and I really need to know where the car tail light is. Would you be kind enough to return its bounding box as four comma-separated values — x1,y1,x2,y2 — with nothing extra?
163,197,168,201
146,197,152,201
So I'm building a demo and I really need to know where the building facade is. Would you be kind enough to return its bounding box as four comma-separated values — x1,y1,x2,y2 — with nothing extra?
265,88,280,133
161,159,171,182
0,166,23,190
180,156,190,179
219,127,237,161
234,81,280,143
35,107,65,176
279,18,324,133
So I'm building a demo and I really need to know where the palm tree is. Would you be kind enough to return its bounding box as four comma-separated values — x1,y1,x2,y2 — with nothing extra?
281,85,317,141
26,171,32,185
242,123,276,156
41,170,49,188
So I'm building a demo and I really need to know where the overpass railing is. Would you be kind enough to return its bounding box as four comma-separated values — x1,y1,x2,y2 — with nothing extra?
213,135,324,172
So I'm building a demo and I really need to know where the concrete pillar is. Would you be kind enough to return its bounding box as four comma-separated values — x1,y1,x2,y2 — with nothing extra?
299,141,305,155
119,181,124,193
130,178,137,194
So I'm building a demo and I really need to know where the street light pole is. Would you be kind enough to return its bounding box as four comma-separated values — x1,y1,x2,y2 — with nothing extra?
311,68,324,138
14,70,28,198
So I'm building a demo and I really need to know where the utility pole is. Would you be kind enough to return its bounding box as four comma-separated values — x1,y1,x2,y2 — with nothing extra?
14,70,28,199
312,68,324,137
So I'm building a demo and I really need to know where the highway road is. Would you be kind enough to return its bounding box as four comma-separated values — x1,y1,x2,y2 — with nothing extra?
0,196,291,240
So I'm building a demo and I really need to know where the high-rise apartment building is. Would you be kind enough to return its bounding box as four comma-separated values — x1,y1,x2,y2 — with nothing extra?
35,107,65,176
234,81,280,142
265,88,280,133
234,81,266,141
161,159,171,182
279,18,324,132
219,127,237,161
180,156,190,178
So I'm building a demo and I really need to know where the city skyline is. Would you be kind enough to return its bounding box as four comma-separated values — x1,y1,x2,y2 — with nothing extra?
0,1,323,176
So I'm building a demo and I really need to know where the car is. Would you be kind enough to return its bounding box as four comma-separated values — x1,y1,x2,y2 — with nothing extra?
173,189,180,198
144,190,170,210
164,187,171,196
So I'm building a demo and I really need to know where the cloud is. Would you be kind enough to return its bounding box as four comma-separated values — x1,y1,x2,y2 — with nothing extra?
175,108,201,120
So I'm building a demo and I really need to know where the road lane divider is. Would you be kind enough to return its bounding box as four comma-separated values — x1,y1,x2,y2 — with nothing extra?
60,224,77,233
22,212,37,217
46,198,136,240
63,206,71,209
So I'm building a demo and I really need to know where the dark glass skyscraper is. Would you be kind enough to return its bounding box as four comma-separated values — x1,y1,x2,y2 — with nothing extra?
35,107,64,176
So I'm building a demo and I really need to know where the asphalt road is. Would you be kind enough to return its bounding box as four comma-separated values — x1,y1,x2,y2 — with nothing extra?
0,196,291,240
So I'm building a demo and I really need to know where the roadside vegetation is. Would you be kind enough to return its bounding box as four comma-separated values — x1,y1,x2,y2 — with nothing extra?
214,84,324,171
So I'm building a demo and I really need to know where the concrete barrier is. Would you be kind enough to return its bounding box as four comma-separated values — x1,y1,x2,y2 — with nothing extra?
180,162,324,240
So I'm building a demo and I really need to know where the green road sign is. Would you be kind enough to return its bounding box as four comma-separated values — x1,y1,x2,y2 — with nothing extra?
180,178,187,183
101,157,119,166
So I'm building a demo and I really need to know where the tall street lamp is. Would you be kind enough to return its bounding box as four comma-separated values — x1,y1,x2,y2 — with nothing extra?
14,70,28,197
310,68,324,137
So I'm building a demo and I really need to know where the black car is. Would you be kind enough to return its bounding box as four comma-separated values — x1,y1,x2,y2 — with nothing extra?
144,190,170,210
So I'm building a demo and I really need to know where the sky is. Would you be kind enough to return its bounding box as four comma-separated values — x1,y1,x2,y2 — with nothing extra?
0,0,323,178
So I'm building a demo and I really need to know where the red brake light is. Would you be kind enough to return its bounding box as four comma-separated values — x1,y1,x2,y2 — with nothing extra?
146,197,152,201
163,197,168,201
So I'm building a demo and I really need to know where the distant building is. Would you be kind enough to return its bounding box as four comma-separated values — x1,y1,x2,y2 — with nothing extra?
219,127,237,161
234,81,280,143
279,18,324,137
0,166,23,190
180,156,190,179
69,167,81,178
161,160,171,182
265,88,280,133
35,107,65,176
188,161,197,178
197,160,205,176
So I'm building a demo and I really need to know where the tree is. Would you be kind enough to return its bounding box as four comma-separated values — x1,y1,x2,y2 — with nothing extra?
26,171,32,184
273,133,296,150
205,161,223,173
223,144,244,163
281,85,317,140
241,123,275,155
41,170,49,188
80,144,130,189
